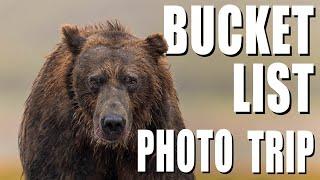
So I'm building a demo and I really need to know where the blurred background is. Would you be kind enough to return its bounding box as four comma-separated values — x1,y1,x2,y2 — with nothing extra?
1,0,320,179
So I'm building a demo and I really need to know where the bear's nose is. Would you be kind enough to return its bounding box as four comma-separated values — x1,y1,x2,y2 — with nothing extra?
101,114,126,135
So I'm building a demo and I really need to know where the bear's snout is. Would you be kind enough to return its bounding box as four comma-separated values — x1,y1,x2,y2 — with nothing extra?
101,114,126,140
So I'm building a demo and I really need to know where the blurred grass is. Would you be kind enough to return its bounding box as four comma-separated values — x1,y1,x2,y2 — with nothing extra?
197,174,320,180
0,166,22,180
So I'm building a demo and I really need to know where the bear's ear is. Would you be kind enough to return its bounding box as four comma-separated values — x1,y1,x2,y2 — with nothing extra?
145,33,168,58
61,24,85,55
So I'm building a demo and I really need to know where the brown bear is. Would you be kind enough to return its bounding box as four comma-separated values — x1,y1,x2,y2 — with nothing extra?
18,21,195,180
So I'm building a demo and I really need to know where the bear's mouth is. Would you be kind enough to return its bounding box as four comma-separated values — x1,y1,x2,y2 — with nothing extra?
93,125,129,144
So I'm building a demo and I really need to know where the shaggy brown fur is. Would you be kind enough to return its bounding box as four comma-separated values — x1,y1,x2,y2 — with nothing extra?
19,20,194,180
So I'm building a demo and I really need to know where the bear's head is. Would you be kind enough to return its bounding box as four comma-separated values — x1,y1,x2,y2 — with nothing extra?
62,21,172,148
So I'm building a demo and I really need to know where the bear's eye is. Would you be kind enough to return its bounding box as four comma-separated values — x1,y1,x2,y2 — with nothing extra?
124,75,138,91
87,75,106,93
